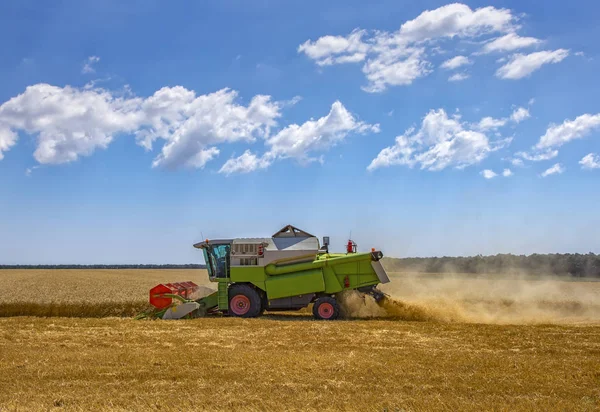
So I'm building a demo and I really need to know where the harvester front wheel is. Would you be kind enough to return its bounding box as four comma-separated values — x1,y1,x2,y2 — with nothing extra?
228,284,263,318
312,297,340,320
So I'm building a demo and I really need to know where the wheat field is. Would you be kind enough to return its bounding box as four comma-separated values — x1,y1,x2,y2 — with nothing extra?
0,269,214,317
0,269,599,411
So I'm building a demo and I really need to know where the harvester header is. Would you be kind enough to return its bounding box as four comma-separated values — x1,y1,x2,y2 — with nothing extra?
143,224,389,320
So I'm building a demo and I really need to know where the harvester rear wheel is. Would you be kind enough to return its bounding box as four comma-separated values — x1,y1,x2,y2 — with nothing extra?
312,296,340,320
228,284,263,318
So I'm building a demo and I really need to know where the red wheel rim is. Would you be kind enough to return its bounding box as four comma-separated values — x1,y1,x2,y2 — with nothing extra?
318,302,334,319
230,295,251,315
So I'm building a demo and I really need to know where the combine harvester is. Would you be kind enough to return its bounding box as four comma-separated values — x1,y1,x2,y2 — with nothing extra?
144,225,390,320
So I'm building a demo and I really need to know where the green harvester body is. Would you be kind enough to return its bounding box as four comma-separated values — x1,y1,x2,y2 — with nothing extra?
146,225,389,320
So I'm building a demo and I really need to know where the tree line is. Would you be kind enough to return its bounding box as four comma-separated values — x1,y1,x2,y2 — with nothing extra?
2,253,600,277
382,253,600,277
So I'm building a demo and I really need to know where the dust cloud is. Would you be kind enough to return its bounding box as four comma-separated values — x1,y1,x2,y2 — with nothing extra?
339,274,600,324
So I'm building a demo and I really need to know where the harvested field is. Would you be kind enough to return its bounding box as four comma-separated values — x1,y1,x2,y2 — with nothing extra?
1,317,599,411
0,269,599,410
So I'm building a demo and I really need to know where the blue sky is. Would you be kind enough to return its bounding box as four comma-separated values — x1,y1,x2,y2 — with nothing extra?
1,0,599,264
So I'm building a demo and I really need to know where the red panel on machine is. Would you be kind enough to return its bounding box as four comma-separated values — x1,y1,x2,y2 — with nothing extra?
149,282,199,309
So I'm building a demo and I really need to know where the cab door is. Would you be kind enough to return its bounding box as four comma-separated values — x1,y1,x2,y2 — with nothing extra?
210,244,231,279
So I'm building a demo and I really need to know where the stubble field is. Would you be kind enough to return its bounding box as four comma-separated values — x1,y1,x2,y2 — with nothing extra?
0,269,599,411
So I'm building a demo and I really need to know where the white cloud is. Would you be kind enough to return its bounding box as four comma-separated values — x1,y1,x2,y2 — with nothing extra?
448,73,470,82
0,84,143,164
536,113,600,149
219,150,273,175
396,4,514,42
82,56,100,74
477,116,507,131
513,112,600,164
25,165,40,176
144,88,281,169
475,106,529,132
297,30,369,66
480,168,512,179
361,48,432,93
0,84,378,171
496,49,569,79
371,104,529,170
266,101,378,162
178,147,220,169
0,84,281,168
0,127,17,160
480,33,542,54
219,101,378,174
541,163,565,177
368,109,510,172
515,149,558,161
510,107,530,123
579,153,600,170
509,158,524,167
481,169,497,179
300,3,519,92
441,55,471,70
284,96,303,107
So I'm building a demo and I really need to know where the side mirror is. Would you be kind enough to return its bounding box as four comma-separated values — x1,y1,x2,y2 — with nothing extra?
323,236,330,246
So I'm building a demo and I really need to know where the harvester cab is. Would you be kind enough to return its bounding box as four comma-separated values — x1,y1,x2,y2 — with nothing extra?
203,241,231,280
143,224,390,320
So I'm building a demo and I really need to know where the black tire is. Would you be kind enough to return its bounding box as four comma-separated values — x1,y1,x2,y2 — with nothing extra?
260,292,269,316
312,296,340,320
228,284,263,318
